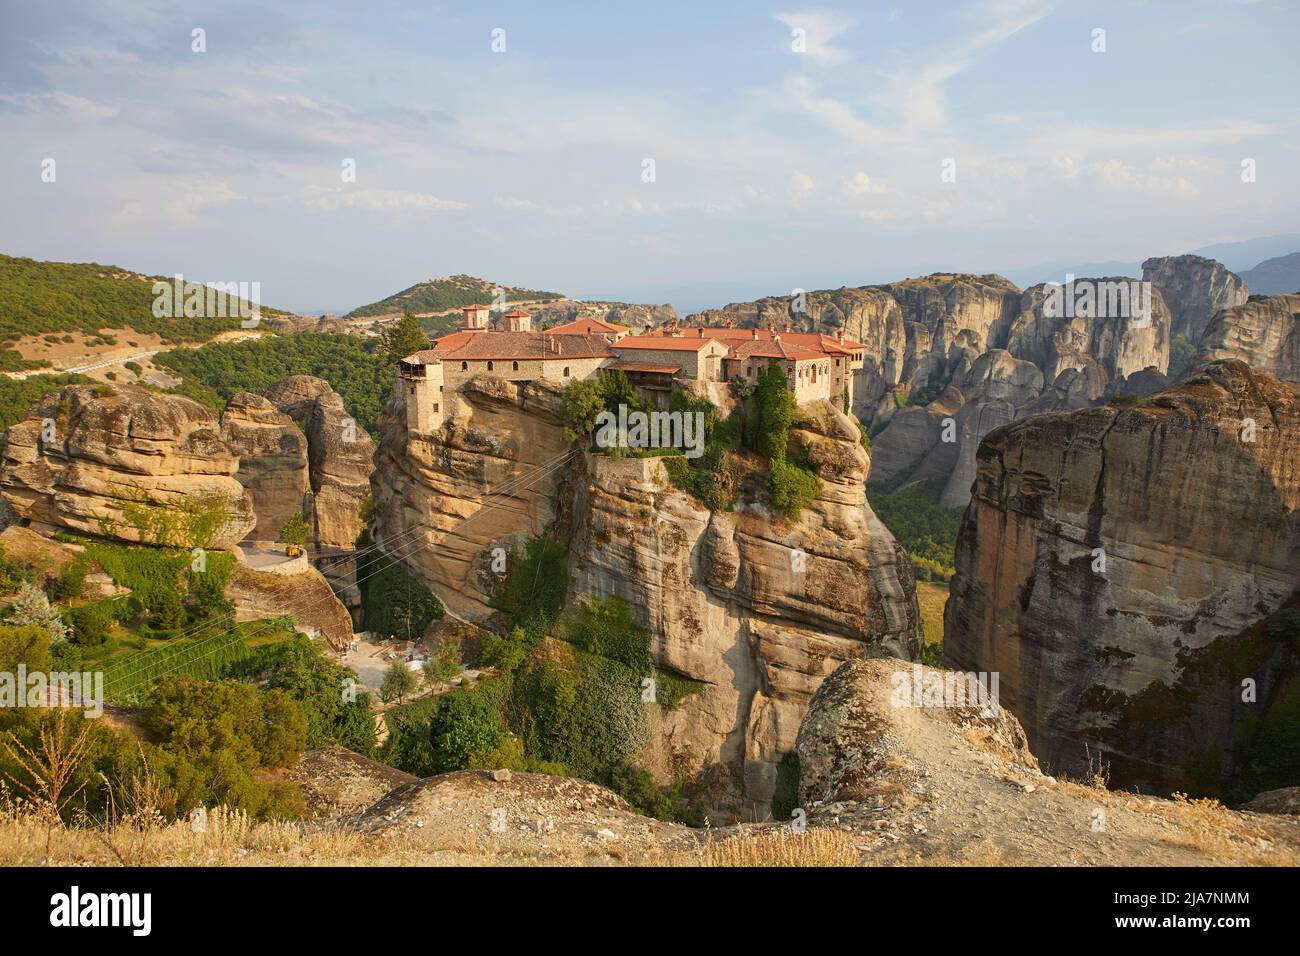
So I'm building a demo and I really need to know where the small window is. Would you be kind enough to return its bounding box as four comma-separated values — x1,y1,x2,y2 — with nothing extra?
487,361,494,371
432,403,439,413
563,366,570,377
512,361,519,371
461,361,468,370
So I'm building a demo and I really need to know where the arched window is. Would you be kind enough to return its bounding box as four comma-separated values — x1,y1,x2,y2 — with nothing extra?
563,366,570,377
461,361,468,371
513,361,519,371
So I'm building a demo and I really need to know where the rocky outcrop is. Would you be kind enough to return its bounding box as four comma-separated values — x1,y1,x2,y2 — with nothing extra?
570,401,920,812
371,376,921,814
0,384,255,547
944,361,1300,793
221,392,310,542
262,376,374,549
1194,294,1300,384
868,278,1172,505
226,560,353,649
1143,254,1248,345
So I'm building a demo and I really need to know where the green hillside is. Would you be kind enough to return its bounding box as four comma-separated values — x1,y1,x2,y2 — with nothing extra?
0,254,294,371
346,274,564,319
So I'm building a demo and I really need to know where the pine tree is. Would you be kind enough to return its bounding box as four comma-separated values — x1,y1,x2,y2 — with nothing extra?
379,312,430,365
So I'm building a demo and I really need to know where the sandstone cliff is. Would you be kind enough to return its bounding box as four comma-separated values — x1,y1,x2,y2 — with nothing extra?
1142,254,1248,345
221,391,311,542
0,384,256,547
1195,293,1300,384
370,376,921,814
262,375,374,549
944,361,1300,794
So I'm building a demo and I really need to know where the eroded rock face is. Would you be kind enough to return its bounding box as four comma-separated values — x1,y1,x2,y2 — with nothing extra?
0,384,255,547
372,377,921,814
1142,254,1248,345
867,279,1172,506
1195,294,1300,384
262,376,374,549
221,392,310,542
944,361,1300,792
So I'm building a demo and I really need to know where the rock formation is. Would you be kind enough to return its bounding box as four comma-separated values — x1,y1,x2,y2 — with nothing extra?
262,376,374,549
691,274,1174,507
1142,254,1248,345
221,391,311,542
370,374,921,813
1194,294,1300,384
944,361,1300,793
0,384,255,547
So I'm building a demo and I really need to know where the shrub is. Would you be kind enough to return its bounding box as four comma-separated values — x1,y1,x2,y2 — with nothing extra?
45,557,89,601
767,458,821,519
66,598,117,646
428,688,507,773
267,635,376,754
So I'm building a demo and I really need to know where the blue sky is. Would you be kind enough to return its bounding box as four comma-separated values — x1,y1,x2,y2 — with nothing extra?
1,0,1297,314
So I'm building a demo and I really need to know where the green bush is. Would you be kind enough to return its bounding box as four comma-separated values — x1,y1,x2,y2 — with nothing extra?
771,751,801,822
428,687,508,773
65,598,118,646
768,458,821,519
267,635,376,754
142,675,309,820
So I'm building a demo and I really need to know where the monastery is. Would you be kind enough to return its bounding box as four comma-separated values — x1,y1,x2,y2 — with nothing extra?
398,303,865,434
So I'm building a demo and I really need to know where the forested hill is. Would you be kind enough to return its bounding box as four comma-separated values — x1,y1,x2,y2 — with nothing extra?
0,254,295,370
346,274,563,318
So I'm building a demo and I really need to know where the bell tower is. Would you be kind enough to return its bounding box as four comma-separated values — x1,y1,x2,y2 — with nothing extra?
462,304,490,330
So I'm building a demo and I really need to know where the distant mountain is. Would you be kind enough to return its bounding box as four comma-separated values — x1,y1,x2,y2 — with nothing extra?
345,274,564,319
1004,235,1300,291
1187,235,1300,274
1239,252,1300,296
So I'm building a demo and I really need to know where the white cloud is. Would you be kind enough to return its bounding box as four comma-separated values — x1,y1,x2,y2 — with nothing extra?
774,9,857,65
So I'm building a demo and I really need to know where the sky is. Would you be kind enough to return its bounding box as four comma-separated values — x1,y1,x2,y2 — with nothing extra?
1,0,1297,315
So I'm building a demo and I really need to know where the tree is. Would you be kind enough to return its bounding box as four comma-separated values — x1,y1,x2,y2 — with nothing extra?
754,363,795,460
280,511,309,550
428,690,506,773
422,641,461,686
7,583,67,644
379,312,429,365
380,660,418,704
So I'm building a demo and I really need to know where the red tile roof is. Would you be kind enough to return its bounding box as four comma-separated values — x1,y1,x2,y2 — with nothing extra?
423,331,613,361
728,339,826,361
548,316,631,336
612,335,724,352
689,327,864,356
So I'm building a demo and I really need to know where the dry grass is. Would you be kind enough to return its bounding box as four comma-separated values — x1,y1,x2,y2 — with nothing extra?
701,827,861,867
1151,792,1296,866
914,581,948,647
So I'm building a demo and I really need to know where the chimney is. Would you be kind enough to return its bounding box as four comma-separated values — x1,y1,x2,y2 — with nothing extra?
783,322,791,333
837,330,845,343
750,329,758,339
